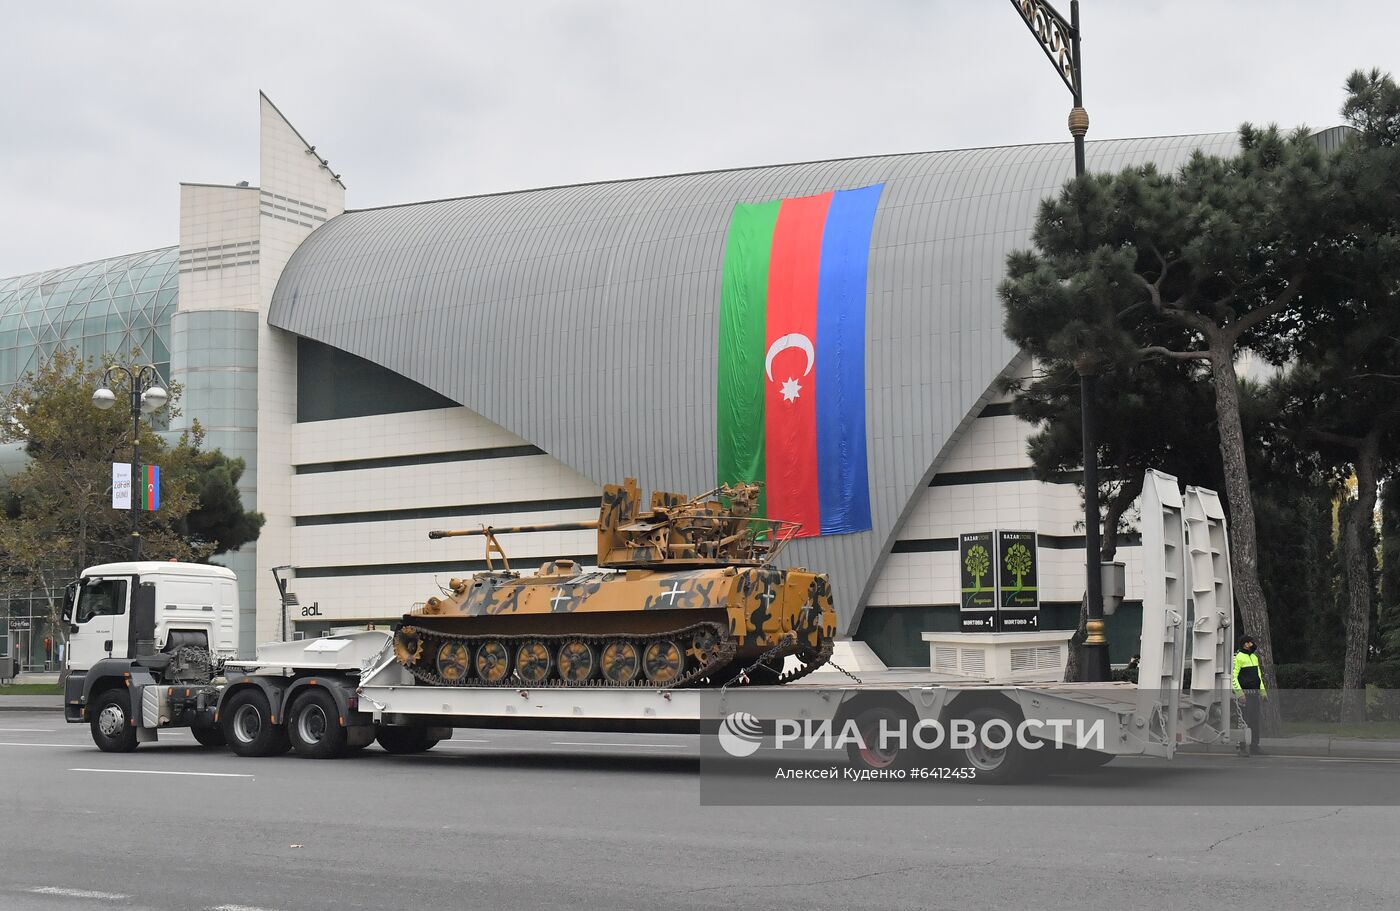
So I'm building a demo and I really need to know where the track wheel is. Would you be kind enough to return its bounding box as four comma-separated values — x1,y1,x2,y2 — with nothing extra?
475,640,512,684
643,639,684,686
394,627,424,666
688,628,720,667
436,641,472,685
516,641,553,685
601,640,640,686
558,641,597,684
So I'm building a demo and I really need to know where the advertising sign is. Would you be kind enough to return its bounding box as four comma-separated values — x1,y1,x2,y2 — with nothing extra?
958,532,997,631
996,530,1040,630
112,462,131,510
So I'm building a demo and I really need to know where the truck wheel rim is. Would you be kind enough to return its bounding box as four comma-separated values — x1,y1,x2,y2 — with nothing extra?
97,704,125,737
859,722,897,769
966,741,1005,771
233,704,262,743
297,704,328,744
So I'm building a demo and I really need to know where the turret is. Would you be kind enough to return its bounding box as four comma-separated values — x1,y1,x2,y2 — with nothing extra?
427,478,797,570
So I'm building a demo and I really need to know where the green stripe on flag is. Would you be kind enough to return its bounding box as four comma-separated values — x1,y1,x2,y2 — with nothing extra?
717,199,780,518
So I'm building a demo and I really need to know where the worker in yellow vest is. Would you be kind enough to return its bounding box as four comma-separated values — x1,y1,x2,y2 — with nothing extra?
1233,634,1267,756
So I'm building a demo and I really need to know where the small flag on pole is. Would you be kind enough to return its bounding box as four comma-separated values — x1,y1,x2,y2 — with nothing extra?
138,464,160,511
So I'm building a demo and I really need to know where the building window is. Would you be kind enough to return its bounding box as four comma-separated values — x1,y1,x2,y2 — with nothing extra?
296,337,457,422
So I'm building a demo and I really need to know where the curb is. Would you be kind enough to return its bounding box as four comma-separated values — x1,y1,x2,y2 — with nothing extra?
0,699,65,714
1178,739,1400,760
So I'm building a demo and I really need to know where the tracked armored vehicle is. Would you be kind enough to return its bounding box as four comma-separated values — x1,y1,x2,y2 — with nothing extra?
392,479,838,688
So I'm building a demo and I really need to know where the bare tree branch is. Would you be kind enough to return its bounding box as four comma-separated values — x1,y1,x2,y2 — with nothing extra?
1227,273,1307,341
1140,346,1212,362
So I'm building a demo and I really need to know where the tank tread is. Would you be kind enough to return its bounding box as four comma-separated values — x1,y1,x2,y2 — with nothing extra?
395,621,738,690
776,637,835,685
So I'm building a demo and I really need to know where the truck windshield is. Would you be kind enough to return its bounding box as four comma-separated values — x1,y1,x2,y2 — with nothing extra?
75,579,128,624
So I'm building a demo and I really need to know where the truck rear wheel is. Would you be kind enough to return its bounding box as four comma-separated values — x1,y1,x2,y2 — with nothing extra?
191,723,227,748
90,688,139,753
222,688,291,757
288,689,348,759
375,726,440,754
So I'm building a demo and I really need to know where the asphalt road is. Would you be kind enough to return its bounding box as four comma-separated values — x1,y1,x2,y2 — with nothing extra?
2,709,1398,911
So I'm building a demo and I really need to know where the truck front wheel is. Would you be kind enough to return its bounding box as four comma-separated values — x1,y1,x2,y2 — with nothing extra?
287,689,348,759
222,689,291,757
90,688,139,753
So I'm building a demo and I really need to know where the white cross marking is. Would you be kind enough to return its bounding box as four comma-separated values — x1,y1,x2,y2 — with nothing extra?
550,588,574,611
658,581,687,607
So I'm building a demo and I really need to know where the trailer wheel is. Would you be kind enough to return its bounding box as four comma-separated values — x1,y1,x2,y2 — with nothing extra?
90,688,139,753
288,689,349,759
191,723,227,748
844,705,915,771
222,688,291,757
949,706,1033,784
375,726,440,754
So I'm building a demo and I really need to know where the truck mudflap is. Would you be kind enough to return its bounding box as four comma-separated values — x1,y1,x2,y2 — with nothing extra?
64,672,87,722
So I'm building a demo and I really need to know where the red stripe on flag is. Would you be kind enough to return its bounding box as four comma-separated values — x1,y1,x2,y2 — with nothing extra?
763,192,831,537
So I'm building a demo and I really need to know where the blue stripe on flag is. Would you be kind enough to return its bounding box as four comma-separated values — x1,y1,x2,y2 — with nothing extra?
814,183,881,535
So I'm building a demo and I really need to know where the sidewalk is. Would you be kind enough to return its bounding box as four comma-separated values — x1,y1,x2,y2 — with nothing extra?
0,694,63,712
0,672,65,712
1179,734,1400,760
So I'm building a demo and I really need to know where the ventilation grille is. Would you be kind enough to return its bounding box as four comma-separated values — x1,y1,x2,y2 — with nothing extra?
933,647,958,674
959,648,987,676
1011,646,1064,673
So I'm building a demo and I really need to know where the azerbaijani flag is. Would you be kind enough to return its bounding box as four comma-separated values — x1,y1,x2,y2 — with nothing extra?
717,183,882,537
138,464,160,511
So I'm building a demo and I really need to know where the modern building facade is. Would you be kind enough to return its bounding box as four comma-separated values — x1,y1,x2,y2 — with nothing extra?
4,94,1285,669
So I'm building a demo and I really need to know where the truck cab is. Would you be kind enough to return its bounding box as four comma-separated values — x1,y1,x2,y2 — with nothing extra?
63,562,239,750
63,561,238,673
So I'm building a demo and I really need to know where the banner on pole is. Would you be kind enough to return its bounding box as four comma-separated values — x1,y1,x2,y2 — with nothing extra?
112,463,132,510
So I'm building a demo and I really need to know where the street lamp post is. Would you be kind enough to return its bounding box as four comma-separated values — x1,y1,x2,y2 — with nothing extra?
93,365,168,561
1008,0,1109,681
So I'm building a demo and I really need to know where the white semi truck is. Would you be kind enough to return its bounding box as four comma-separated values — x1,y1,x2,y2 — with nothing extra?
62,471,1241,781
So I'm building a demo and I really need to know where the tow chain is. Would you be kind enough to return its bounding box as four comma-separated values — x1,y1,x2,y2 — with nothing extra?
822,656,864,686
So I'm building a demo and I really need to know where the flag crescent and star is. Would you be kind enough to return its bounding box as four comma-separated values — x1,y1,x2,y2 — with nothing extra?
718,183,883,538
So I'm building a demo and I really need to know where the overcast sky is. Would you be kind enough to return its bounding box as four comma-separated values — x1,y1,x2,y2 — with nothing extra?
1,1,1396,277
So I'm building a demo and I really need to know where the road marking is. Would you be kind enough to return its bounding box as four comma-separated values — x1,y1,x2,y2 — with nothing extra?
1316,757,1400,764
28,886,130,900
548,741,689,749
209,904,283,911
69,768,253,778
0,742,73,747
442,738,490,743
0,727,54,732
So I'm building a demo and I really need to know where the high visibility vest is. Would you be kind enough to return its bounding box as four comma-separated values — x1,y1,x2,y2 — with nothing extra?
1232,650,1266,695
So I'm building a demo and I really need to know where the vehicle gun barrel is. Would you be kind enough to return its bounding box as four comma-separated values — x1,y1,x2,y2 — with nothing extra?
428,520,600,540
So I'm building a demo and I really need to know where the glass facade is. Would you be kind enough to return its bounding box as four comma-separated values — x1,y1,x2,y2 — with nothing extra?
1,246,179,672
0,246,178,392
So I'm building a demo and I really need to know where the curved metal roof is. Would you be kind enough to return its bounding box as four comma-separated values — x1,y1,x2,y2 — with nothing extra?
269,133,1240,632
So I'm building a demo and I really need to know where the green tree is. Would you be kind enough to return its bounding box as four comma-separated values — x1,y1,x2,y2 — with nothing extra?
1005,544,1032,590
965,545,990,592
1002,355,1223,678
1000,121,1335,723
1380,480,1400,657
1261,70,1400,717
0,348,263,642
